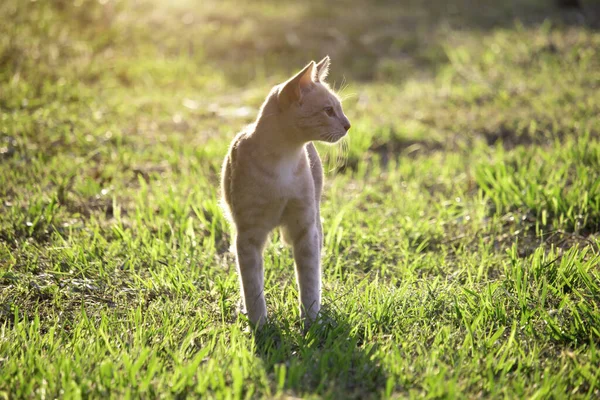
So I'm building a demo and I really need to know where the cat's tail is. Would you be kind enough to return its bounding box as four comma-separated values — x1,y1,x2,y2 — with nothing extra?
218,197,236,253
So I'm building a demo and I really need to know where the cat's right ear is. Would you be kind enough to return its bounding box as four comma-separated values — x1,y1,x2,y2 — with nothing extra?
278,61,316,109
315,56,330,82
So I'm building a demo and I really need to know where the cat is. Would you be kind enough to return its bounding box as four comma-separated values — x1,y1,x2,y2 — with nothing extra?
221,56,351,328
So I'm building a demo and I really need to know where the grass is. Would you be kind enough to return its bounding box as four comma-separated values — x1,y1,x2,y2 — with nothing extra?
1,0,599,398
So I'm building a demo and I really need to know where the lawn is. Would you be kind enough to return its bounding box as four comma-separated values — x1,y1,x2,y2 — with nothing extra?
1,0,599,398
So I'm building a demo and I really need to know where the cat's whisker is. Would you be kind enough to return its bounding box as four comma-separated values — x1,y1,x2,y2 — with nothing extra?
335,143,343,170
337,79,351,97
337,76,348,94
327,142,337,172
336,137,349,171
340,92,357,101
322,131,350,173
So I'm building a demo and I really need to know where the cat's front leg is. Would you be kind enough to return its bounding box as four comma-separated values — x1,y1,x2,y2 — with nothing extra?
235,231,268,327
291,224,321,324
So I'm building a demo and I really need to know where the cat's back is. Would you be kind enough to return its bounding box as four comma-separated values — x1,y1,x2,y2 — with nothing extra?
221,129,251,210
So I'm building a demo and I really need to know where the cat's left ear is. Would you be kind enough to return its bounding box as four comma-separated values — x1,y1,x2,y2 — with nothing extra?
278,61,316,109
315,56,330,82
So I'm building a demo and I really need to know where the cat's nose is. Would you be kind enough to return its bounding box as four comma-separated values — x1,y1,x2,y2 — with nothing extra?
343,120,351,132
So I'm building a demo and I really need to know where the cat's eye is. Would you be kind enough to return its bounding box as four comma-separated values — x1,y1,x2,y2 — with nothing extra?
324,107,335,117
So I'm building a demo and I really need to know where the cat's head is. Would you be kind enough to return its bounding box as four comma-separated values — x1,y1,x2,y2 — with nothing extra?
277,56,351,143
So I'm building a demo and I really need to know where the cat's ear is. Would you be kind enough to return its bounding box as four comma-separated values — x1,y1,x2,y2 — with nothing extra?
315,56,330,82
278,61,316,109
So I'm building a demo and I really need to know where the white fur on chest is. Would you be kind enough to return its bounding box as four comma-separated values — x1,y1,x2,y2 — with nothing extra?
276,154,301,185
250,148,311,201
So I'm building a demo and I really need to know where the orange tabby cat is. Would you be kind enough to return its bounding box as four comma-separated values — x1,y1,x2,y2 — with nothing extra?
221,56,351,327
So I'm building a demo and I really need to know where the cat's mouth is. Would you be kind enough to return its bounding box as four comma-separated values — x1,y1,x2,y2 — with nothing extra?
321,131,347,143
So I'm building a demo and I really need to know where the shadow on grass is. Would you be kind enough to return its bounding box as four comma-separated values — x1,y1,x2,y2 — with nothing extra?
252,306,386,399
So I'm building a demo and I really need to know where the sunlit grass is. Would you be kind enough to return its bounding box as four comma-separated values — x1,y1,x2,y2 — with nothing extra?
1,0,599,398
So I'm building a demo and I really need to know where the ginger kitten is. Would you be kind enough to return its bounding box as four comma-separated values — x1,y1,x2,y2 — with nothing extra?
221,56,351,328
